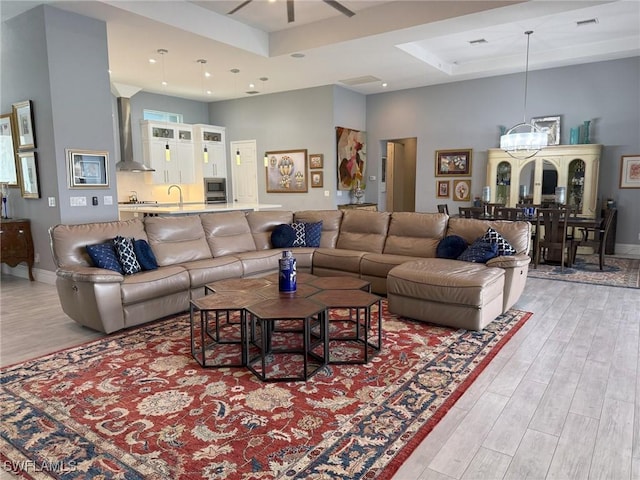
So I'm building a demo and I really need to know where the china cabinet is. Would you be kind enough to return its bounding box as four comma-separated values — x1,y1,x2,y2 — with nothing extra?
486,144,602,218
1,218,34,281
141,121,195,184
193,124,227,179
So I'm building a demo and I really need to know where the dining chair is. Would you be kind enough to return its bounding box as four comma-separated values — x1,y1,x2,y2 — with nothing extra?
483,202,505,217
571,208,616,270
437,204,449,215
494,207,520,221
534,208,575,271
459,206,483,218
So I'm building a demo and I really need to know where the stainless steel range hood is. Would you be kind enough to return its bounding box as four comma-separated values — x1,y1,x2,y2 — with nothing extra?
115,96,154,172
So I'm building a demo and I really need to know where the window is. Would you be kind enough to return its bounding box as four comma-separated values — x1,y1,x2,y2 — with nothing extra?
143,109,183,123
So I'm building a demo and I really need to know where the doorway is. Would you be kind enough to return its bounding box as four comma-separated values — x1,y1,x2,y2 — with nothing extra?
230,140,258,204
384,138,417,212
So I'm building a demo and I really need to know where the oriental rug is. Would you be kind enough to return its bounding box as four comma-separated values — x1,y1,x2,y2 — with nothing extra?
527,254,640,289
1,302,531,480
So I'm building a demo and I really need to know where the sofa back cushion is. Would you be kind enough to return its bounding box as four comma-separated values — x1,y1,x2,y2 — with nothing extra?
144,216,212,266
200,211,257,257
336,210,391,253
49,218,147,267
246,211,294,250
446,217,531,255
384,212,448,257
294,210,343,248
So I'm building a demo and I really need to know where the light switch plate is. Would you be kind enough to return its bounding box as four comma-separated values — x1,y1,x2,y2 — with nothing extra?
104,195,113,205
70,196,87,207
48,197,56,207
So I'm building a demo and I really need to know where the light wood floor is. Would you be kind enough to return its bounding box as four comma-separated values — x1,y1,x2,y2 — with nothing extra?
1,271,639,480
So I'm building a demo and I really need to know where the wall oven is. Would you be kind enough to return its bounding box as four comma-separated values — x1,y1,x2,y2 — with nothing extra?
204,177,227,204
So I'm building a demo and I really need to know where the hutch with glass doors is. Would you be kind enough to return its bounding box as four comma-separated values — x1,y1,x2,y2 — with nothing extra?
141,120,195,184
486,144,602,218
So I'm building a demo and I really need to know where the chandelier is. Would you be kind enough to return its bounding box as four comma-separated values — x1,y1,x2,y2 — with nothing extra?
500,31,547,159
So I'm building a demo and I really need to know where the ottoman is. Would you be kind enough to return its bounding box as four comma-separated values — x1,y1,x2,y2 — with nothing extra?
387,258,505,331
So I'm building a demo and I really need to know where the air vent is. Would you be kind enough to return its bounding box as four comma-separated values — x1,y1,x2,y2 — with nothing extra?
577,18,598,26
469,38,488,45
338,75,381,86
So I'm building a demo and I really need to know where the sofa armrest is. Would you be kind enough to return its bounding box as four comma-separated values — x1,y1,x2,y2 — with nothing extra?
56,266,124,283
486,254,531,269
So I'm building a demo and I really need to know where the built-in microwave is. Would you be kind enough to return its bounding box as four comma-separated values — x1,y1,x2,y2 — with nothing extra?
204,177,227,204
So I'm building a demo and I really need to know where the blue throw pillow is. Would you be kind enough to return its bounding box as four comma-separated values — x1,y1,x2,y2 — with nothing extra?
304,221,323,247
133,239,158,271
480,227,516,256
86,242,123,274
436,235,468,259
113,236,141,275
291,222,306,247
271,224,296,248
457,240,499,263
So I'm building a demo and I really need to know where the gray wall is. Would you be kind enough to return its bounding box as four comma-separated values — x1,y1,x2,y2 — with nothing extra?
366,57,640,245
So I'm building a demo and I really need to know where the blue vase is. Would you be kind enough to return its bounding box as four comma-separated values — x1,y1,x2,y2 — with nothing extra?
581,120,591,144
570,127,580,145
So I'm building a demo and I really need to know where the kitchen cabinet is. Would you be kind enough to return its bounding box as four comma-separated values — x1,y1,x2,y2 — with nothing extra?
486,144,602,218
1,218,34,281
193,124,227,179
141,121,195,184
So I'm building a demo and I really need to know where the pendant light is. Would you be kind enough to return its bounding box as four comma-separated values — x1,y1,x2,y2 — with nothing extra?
500,31,547,159
158,48,171,162
236,149,241,165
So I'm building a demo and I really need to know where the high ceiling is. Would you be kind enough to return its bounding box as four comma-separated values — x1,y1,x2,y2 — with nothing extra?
3,1,639,101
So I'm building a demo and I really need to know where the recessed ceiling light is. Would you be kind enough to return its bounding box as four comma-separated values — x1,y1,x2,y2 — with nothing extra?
382,82,388,88
149,58,157,64
577,18,599,26
206,90,212,95
205,72,211,78
249,83,255,89
291,53,305,58
469,38,487,45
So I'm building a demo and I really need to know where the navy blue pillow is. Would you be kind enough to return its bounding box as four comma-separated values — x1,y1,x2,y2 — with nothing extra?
133,239,158,271
457,240,499,263
271,224,295,248
304,221,323,247
86,242,124,274
436,235,468,259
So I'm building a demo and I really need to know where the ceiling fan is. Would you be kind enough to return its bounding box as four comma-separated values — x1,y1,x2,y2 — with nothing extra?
228,0,355,23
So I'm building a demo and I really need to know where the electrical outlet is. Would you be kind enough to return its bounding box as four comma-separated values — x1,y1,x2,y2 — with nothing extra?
48,197,56,207
324,190,330,197
34,253,40,263
337,190,342,197
70,196,87,207
104,195,113,205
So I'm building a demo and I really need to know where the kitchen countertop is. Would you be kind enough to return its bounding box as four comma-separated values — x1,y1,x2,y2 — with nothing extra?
118,202,282,215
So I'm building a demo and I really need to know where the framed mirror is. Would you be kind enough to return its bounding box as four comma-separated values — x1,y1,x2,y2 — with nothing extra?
12,100,36,151
0,113,19,186
18,152,40,198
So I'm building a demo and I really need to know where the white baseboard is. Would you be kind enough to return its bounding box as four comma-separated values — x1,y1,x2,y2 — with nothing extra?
0,264,56,285
615,243,640,256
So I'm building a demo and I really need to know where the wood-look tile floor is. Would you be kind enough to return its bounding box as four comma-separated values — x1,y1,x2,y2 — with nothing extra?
1,271,639,480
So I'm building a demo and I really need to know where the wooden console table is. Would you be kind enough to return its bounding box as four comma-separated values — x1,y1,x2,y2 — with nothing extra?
0,218,35,281
338,203,378,212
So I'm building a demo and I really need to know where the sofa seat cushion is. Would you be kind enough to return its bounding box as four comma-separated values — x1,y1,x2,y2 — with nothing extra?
178,257,244,289
235,250,283,277
120,266,190,305
312,248,367,274
387,258,504,308
360,253,425,278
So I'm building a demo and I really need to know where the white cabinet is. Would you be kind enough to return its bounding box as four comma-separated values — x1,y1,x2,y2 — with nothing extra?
141,121,195,184
193,124,227,179
487,145,602,218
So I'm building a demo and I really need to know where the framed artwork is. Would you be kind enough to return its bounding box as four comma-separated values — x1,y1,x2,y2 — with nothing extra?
265,149,308,193
17,152,40,198
452,179,471,202
311,171,324,188
12,100,36,151
531,115,561,146
435,149,472,176
67,149,109,188
0,113,19,186
336,126,366,190
309,153,324,169
437,180,449,198
619,154,640,189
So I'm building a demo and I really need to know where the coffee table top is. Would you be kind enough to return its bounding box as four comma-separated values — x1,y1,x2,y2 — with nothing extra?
246,297,326,320
254,283,320,299
310,289,381,308
308,276,370,291
192,292,266,311
207,277,272,292
261,272,318,284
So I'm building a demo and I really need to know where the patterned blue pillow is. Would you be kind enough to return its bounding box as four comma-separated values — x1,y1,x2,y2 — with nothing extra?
271,224,295,248
436,235,468,259
480,227,516,256
86,242,123,274
113,236,141,275
457,240,499,263
133,239,158,271
291,222,306,247
304,221,323,247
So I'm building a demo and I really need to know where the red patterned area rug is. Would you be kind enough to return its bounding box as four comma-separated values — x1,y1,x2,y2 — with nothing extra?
527,254,640,289
1,301,531,480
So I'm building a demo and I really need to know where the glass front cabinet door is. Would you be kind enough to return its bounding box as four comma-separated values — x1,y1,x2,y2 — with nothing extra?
486,144,602,218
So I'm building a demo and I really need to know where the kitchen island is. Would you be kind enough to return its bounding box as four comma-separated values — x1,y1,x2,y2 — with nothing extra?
118,202,282,220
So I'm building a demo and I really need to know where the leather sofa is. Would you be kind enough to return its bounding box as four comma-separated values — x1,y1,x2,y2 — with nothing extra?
49,209,531,333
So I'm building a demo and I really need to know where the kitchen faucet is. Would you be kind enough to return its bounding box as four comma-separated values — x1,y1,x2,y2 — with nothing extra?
168,185,183,205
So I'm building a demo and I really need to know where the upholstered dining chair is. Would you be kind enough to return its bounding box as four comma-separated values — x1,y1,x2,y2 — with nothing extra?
534,208,575,271
571,208,617,270
437,204,449,215
459,206,483,218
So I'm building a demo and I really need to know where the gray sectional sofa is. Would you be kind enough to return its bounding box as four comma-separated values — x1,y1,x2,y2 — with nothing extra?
49,209,531,333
